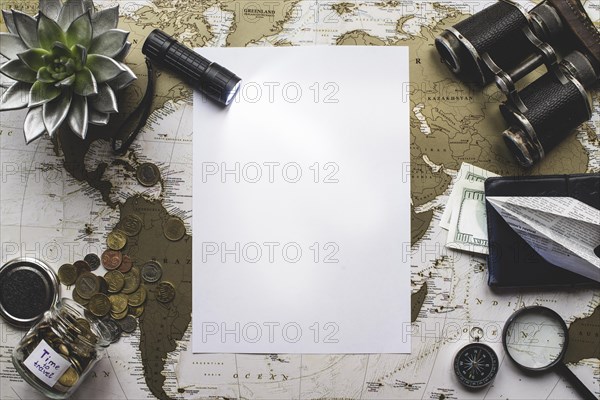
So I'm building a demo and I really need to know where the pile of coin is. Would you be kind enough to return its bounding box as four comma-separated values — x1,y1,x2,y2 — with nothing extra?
56,214,179,342
17,305,101,393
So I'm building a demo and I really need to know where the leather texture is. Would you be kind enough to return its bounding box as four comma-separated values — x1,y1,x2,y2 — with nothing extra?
548,0,600,74
485,174,600,289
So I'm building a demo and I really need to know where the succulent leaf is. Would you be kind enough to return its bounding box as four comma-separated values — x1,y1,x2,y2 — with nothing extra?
38,13,67,50
73,67,97,96
56,74,76,87
43,89,72,136
91,6,118,38
82,0,95,13
0,81,31,110
0,33,29,60
18,48,50,71
66,12,92,48
58,0,86,30
0,59,37,83
113,41,131,62
36,67,56,83
39,0,63,20
88,108,109,125
29,80,62,106
24,106,46,143
89,29,129,58
0,74,16,88
67,95,88,139
90,82,117,113
71,44,87,69
2,10,17,34
1,0,135,144
13,10,40,48
109,63,137,90
86,54,124,83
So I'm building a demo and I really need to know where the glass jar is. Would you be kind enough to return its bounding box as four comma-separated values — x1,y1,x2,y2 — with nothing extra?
12,298,113,399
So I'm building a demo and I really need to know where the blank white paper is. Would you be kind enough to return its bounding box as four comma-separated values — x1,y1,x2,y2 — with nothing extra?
193,46,411,353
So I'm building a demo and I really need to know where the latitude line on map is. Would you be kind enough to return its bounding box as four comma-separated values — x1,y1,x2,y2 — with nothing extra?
359,354,370,399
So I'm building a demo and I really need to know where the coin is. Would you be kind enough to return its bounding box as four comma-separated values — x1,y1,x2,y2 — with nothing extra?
121,269,141,294
141,261,162,283
84,253,101,271
58,264,78,286
75,272,100,300
117,315,137,333
128,286,147,307
107,231,127,251
156,281,176,303
111,308,128,320
73,260,91,274
101,249,122,271
97,276,109,294
136,162,161,187
72,290,89,306
129,305,144,317
104,270,125,293
109,293,128,314
75,318,91,331
89,293,111,317
119,214,143,237
58,367,79,387
163,217,186,241
103,318,121,343
118,255,133,273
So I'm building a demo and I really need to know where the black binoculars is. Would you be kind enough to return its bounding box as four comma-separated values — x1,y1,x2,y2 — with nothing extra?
436,0,599,167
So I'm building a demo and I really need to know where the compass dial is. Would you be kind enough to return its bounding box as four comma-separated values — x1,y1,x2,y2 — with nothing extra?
454,343,499,388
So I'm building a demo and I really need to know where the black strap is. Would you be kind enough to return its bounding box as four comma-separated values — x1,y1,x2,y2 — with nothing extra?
111,57,155,155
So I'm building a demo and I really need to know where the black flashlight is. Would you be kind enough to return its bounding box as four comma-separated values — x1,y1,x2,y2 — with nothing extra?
142,29,242,106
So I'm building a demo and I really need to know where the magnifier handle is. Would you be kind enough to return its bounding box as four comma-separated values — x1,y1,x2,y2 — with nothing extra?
556,362,597,400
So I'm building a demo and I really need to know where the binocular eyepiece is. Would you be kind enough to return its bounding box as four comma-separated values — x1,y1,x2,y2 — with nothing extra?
435,0,600,167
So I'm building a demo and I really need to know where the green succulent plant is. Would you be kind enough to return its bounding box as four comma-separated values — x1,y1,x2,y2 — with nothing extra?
0,0,136,142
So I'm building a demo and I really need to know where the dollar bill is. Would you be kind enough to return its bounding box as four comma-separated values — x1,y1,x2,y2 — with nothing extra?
446,181,490,255
440,163,498,230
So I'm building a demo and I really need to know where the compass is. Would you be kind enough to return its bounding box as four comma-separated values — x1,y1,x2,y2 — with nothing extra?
453,327,499,389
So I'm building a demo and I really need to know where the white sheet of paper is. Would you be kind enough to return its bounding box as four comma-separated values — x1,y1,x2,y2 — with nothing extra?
192,46,411,354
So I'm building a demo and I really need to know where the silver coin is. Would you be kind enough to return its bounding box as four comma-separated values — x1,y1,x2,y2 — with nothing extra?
84,254,101,271
141,261,162,283
117,315,137,333
102,318,122,343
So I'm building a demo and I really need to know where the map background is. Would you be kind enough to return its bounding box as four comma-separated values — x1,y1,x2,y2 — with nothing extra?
1,0,599,399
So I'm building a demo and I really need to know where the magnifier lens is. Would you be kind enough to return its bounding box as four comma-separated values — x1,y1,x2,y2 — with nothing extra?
504,308,567,370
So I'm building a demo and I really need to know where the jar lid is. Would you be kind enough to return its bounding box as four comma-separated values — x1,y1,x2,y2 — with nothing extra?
0,258,60,328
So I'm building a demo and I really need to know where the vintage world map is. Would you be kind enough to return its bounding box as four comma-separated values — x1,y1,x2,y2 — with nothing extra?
1,0,599,399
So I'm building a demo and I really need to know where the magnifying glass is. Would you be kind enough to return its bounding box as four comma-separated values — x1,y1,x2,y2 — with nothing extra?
503,306,596,400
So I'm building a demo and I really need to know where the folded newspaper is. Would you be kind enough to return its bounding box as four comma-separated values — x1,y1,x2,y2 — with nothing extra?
487,196,600,282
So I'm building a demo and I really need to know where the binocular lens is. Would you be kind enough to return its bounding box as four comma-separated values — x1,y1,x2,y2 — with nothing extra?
435,1,534,86
501,72,591,167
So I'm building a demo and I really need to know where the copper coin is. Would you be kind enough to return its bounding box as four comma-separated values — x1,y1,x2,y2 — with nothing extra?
73,260,91,274
136,163,161,187
118,255,133,273
101,249,122,270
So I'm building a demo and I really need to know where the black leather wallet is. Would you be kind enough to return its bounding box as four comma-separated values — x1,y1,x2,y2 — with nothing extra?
485,174,600,288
